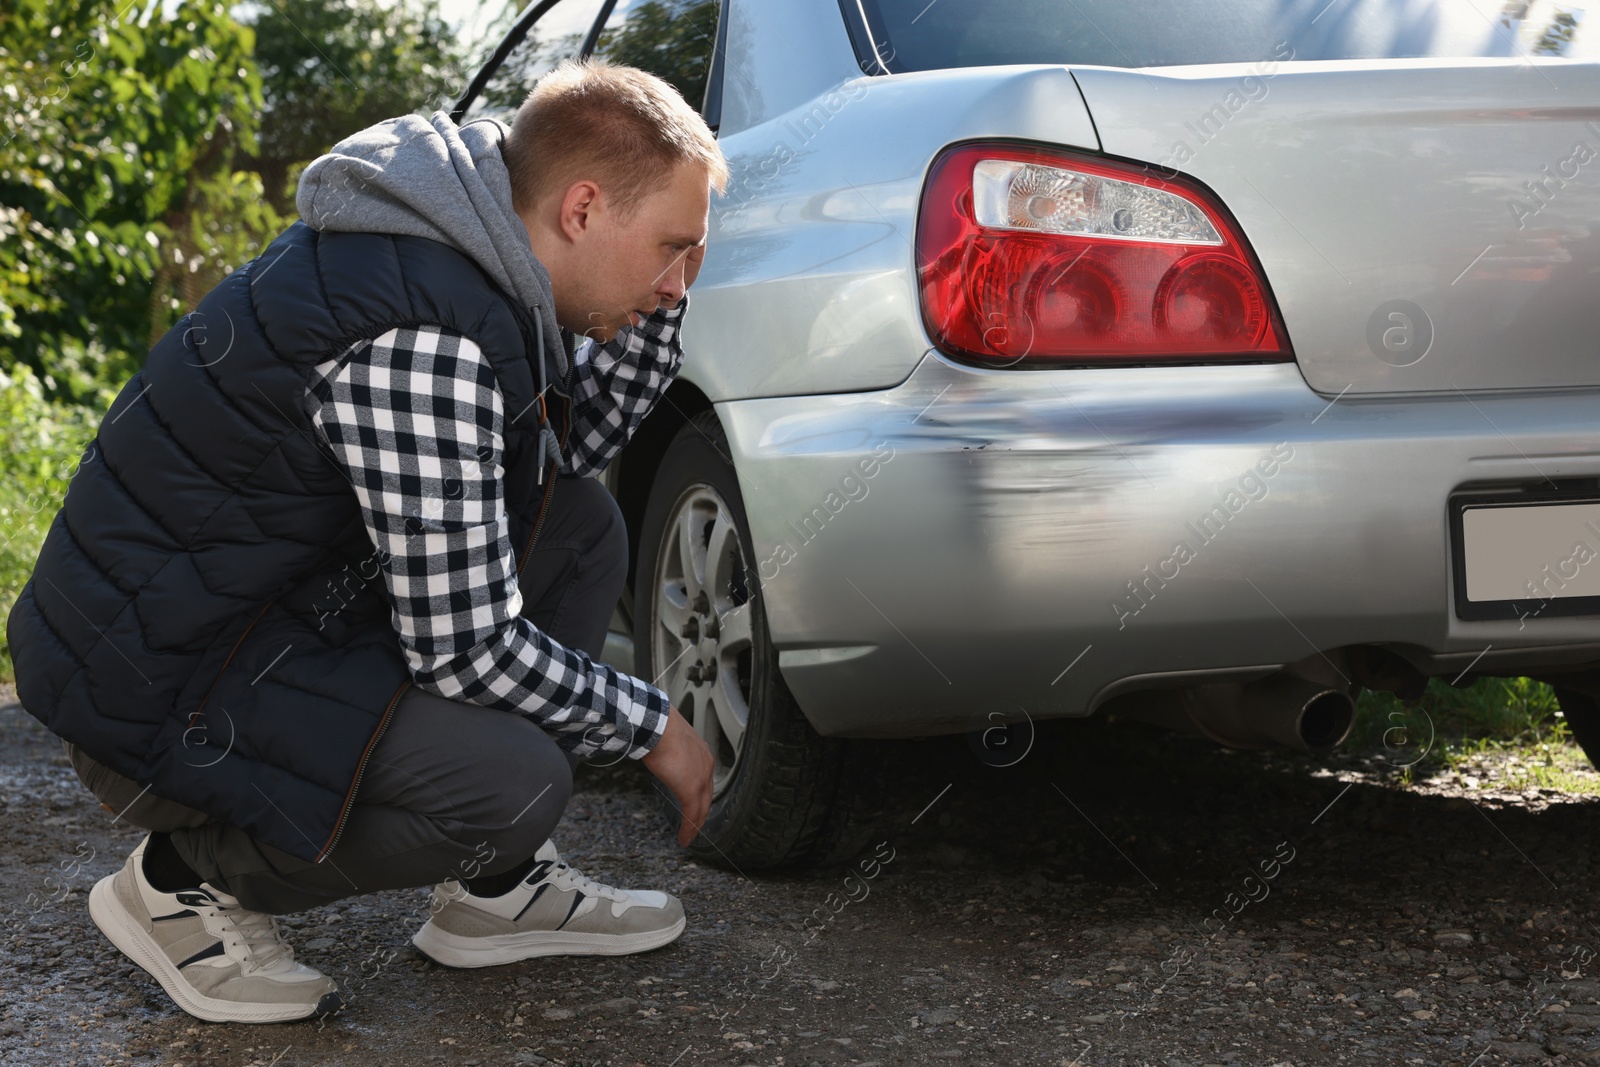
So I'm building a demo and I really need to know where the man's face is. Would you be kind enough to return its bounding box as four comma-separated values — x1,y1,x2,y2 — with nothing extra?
564,160,710,344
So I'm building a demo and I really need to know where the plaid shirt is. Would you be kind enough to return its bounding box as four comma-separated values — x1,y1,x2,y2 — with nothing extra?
301,295,688,761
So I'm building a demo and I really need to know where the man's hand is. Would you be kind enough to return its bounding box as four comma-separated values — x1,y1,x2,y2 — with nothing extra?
639,705,713,846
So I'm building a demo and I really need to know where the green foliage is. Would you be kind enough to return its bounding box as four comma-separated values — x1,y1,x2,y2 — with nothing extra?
0,364,104,681
0,0,485,683
0,0,479,401
473,0,720,122
1353,676,1562,753
1348,676,1600,793
472,12,585,117
1533,10,1581,55
594,0,721,112
242,0,471,212
0,0,276,402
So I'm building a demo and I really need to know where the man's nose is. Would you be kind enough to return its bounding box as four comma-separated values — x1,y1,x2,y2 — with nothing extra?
657,255,688,305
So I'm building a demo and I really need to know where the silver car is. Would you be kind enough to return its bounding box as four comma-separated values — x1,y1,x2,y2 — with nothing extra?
457,0,1600,868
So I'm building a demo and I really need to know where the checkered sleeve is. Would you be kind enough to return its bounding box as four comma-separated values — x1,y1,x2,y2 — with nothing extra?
561,292,688,479
302,326,670,761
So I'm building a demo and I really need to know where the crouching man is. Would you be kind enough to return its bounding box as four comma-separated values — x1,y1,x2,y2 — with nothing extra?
5,57,723,1023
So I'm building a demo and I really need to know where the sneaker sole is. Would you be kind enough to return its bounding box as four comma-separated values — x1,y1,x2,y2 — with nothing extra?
89,874,342,1024
410,913,687,969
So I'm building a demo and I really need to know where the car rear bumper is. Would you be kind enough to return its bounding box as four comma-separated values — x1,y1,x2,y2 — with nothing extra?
717,349,1600,739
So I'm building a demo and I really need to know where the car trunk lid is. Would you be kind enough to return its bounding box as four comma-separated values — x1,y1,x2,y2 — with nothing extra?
1071,59,1600,396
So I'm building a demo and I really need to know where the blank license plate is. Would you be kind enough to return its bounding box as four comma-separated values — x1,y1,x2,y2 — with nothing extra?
1458,500,1600,615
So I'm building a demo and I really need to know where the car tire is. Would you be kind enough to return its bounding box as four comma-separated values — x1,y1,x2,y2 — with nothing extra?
1552,680,1600,770
632,411,876,869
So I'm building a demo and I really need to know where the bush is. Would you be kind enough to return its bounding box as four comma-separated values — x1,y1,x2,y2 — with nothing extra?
1353,675,1563,753
0,364,107,682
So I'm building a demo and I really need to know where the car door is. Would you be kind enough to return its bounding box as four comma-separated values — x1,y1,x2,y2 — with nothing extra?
453,0,727,125
452,0,616,122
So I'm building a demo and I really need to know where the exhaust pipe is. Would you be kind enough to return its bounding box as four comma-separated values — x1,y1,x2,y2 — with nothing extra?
1181,675,1355,755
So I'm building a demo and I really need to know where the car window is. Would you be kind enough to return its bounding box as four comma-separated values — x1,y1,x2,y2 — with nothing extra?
852,0,1598,71
589,0,721,113
463,0,613,120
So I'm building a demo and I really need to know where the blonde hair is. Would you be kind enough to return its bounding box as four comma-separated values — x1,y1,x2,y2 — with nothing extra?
502,56,729,218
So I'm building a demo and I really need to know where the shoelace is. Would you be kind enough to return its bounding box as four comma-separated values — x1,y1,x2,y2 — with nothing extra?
546,860,630,903
208,898,296,974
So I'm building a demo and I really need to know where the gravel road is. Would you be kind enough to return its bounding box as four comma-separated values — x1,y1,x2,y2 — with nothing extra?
5,682,1600,1067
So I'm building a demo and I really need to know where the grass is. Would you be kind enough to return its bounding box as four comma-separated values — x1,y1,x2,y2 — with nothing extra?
1351,677,1600,796
0,364,104,683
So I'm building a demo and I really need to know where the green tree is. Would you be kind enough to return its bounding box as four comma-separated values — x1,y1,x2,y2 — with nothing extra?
593,0,720,112
473,19,587,116
461,0,723,122
0,0,488,681
0,0,273,401
241,0,472,213
1533,9,1581,55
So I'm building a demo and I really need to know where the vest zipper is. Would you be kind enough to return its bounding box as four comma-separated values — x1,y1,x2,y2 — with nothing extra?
317,677,410,863
194,599,276,720
516,361,575,576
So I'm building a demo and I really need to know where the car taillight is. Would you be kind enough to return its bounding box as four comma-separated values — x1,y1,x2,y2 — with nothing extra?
916,143,1291,366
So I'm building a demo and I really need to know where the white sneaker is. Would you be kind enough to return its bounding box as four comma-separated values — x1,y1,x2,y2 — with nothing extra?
410,839,686,968
88,834,341,1023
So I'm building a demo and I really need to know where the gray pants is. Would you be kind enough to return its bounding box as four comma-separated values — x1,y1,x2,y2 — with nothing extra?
67,474,630,915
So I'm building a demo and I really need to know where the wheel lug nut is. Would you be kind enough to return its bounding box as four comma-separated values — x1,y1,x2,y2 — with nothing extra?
692,591,710,615
686,664,702,683
680,617,700,640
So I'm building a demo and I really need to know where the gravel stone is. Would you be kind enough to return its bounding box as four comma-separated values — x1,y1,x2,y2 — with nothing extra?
7,690,1600,1066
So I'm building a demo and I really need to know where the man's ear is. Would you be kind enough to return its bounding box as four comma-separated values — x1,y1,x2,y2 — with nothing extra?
558,179,604,243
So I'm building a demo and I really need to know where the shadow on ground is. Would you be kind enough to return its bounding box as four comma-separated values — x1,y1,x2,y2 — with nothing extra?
4,685,1600,1066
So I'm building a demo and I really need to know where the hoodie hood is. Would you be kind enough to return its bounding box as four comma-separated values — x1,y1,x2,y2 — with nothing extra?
295,110,572,383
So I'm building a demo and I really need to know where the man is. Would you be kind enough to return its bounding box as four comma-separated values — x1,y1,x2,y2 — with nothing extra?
5,57,725,1023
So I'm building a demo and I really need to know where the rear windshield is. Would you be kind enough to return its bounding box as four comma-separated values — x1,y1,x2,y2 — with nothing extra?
852,0,1598,71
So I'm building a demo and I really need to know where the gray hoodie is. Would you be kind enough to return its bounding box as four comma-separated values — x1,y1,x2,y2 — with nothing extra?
295,110,573,393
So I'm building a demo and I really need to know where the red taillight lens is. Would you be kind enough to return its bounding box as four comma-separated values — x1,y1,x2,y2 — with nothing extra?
916,143,1291,365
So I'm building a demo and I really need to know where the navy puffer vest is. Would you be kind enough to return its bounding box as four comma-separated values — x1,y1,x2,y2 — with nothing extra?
6,220,570,863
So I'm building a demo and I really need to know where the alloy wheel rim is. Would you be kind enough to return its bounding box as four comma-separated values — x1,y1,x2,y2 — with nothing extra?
652,484,754,798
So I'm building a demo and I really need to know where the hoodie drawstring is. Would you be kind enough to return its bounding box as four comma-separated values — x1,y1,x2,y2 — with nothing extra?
532,305,560,485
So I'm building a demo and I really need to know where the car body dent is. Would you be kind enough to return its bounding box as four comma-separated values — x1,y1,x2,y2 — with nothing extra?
720,348,1600,738
655,0,1600,740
